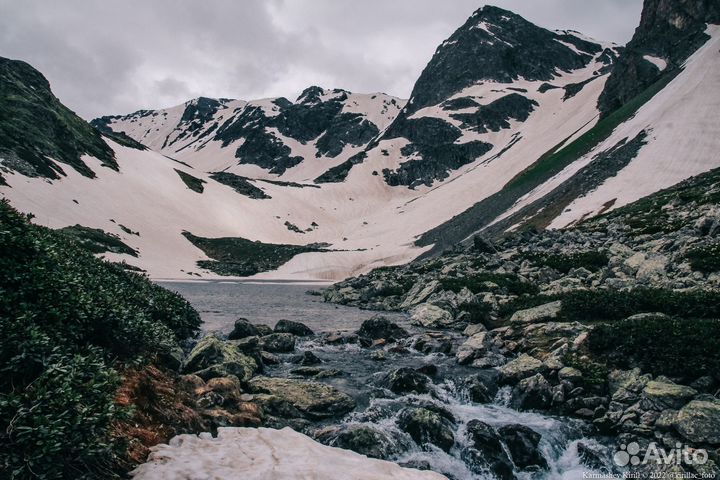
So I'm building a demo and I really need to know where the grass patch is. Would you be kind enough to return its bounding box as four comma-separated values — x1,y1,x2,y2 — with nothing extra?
527,251,609,274
0,199,201,478
209,171,270,199
174,169,205,193
59,224,138,257
588,315,720,378
498,288,720,323
183,231,326,276
684,242,720,273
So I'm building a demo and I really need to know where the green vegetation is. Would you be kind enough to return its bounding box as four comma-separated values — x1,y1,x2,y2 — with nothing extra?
0,57,117,180
0,200,201,479
684,242,720,273
588,315,720,378
174,169,205,193
209,172,271,199
526,251,609,273
562,353,609,386
183,231,326,276
59,224,138,257
559,288,720,322
499,288,720,323
440,272,538,296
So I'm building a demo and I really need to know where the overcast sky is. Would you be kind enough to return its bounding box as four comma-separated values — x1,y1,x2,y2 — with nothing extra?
0,0,643,120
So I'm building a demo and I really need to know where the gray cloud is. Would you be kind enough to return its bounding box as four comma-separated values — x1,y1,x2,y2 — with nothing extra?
0,0,643,119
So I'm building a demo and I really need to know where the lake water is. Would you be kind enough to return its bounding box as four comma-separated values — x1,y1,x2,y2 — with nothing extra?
159,280,409,334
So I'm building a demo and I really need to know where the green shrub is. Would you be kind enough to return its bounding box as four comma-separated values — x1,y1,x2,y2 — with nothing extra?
559,288,720,322
562,353,609,387
0,200,201,478
528,250,609,273
684,242,720,273
588,315,720,378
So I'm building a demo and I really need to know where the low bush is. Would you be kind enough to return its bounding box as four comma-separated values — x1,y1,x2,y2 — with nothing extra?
0,200,201,478
527,250,609,273
684,242,720,273
588,315,720,378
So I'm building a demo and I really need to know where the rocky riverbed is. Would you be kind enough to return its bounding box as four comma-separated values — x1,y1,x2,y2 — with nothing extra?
318,170,720,478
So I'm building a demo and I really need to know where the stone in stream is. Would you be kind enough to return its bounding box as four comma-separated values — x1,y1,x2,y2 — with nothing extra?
397,407,455,452
274,319,315,337
302,351,322,365
498,354,546,384
315,424,402,460
462,420,515,480
182,336,259,382
228,318,261,340
380,367,432,395
511,373,552,410
260,333,296,353
456,332,491,365
248,377,356,420
460,370,501,403
356,316,408,342
498,424,548,471
399,280,441,309
410,303,455,329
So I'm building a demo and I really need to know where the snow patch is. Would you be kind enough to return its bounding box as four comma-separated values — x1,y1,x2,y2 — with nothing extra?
130,427,447,480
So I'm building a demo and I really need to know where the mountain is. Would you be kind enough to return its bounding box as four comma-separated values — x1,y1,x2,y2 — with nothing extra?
1,3,718,281
92,88,404,182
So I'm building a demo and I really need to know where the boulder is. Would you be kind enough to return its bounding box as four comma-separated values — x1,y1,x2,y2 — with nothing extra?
673,400,720,445
462,420,514,479
411,332,454,355
315,424,401,460
261,333,296,353
275,319,314,337
357,316,408,342
558,367,583,383
498,424,549,471
183,336,258,382
461,370,501,403
463,323,487,336
248,377,356,420
380,368,432,395
509,301,562,325
400,280,440,309
499,354,546,384
397,407,455,452
512,373,552,410
456,332,490,365
228,318,260,340
641,381,697,411
576,442,611,472
290,367,342,378
410,303,455,329
299,350,322,366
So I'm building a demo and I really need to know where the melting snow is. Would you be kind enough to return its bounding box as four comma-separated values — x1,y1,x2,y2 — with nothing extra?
130,427,447,480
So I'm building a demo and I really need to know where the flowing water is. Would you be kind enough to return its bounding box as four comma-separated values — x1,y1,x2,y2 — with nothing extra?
160,280,615,480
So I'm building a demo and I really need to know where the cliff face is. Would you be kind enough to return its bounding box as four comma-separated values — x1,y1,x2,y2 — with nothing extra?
598,0,720,116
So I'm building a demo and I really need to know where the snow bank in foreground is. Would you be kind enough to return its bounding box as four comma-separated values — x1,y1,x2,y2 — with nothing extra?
130,427,448,480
